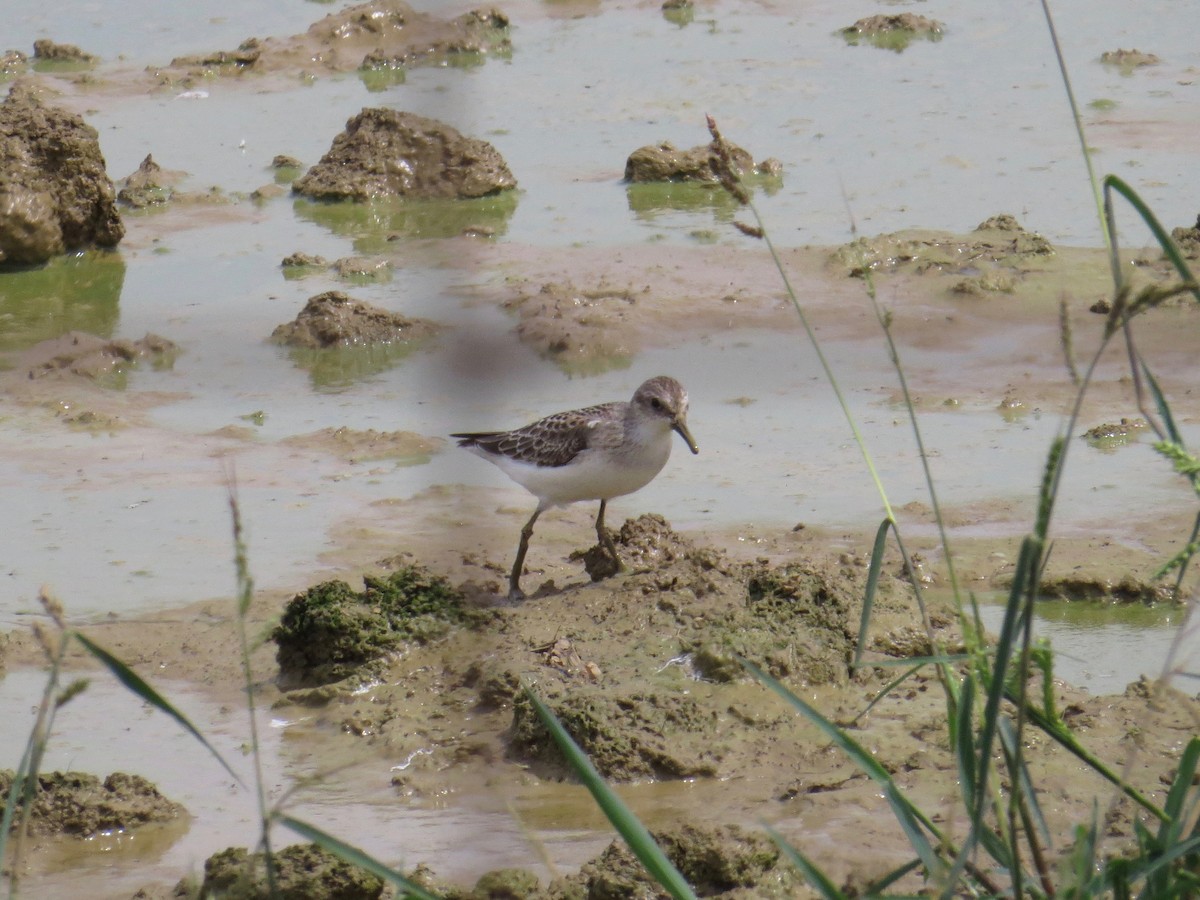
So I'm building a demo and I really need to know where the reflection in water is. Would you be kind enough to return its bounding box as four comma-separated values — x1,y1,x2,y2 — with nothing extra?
0,251,125,352
976,594,1194,695
293,193,518,251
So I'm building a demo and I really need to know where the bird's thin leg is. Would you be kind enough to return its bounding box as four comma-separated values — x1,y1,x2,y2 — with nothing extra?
595,500,623,571
509,508,541,601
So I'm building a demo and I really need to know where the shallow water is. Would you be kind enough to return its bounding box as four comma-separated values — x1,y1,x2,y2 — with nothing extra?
1,0,1196,649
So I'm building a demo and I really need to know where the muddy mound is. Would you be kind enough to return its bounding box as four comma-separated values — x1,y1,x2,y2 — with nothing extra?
18,331,176,384
270,290,437,349
191,843,383,899
169,1,510,77
292,109,516,202
829,214,1054,283
273,565,490,687
408,823,804,898
625,138,781,183
0,81,124,266
117,155,185,208
0,770,184,838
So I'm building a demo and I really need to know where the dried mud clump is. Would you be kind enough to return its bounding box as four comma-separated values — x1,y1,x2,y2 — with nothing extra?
22,331,177,383
842,14,944,50
1170,214,1200,259
504,281,642,375
191,843,383,899
273,565,485,687
292,108,516,202
1100,48,1161,69
0,81,124,266
0,770,184,838
625,138,781,183
409,823,803,898
569,824,795,897
1037,574,1176,605
361,8,511,69
829,214,1054,280
116,154,183,208
509,687,721,781
270,290,437,349
32,39,97,63
1082,416,1147,448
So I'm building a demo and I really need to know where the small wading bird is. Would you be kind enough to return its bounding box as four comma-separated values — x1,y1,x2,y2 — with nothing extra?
453,375,699,600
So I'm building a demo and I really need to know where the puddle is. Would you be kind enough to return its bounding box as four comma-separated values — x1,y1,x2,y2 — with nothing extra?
977,595,1194,696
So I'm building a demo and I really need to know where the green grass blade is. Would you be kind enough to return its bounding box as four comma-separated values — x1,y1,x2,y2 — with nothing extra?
763,824,848,899
74,632,244,787
999,718,1052,850
740,658,947,882
853,518,893,670
953,673,977,817
277,814,441,900
1103,176,1200,302
523,687,698,900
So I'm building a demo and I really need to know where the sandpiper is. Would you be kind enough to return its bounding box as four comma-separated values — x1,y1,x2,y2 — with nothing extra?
453,375,699,600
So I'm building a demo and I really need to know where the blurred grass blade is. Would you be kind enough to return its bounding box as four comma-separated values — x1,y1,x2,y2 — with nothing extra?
278,814,440,900
862,857,922,895
999,718,1051,849
524,687,698,900
740,658,946,881
74,632,243,787
764,824,848,899
1160,737,1200,841
853,518,893,670
1143,363,1184,445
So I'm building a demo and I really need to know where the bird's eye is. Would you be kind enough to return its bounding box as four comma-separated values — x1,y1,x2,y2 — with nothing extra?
649,397,663,410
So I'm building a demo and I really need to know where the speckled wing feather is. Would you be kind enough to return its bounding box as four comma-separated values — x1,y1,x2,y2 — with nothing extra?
452,401,622,467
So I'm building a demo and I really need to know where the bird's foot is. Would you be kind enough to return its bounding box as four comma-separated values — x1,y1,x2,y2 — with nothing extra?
507,584,526,603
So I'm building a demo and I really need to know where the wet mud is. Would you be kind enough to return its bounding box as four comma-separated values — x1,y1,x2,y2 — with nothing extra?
2,2,1199,898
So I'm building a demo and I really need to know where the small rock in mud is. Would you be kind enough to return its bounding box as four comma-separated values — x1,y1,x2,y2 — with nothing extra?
292,108,517,202
117,154,183,208
624,138,781,184
1100,48,1160,69
21,331,177,383
0,80,124,265
190,843,383,899
32,39,97,62
273,564,486,687
1083,417,1147,448
0,770,185,838
270,290,437,349
271,154,303,170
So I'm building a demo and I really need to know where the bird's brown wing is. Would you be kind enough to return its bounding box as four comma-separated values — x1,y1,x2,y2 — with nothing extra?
452,402,618,467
